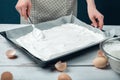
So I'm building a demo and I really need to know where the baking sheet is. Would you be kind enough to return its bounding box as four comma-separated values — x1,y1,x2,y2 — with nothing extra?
0,15,107,66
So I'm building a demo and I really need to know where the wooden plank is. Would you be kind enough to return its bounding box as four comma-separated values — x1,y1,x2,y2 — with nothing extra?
0,67,119,80
0,24,29,32
0,35,35,65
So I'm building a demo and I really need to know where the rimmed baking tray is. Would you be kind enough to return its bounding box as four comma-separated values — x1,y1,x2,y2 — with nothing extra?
0,15,107,67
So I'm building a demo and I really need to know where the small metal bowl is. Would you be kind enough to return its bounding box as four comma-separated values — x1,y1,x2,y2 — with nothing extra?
100,37,120,74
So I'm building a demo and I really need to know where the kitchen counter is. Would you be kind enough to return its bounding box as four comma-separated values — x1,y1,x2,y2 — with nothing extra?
0,24,120,80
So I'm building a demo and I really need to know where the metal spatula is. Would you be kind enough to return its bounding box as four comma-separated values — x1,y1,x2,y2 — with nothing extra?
27,16,45,40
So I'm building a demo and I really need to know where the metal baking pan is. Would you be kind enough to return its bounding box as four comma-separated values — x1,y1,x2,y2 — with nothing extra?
0,15,108,67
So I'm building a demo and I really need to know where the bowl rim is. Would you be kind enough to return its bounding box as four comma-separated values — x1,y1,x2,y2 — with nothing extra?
100,37,120,61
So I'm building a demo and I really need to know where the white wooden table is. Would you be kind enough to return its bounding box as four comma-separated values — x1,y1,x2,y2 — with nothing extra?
0,24,120,80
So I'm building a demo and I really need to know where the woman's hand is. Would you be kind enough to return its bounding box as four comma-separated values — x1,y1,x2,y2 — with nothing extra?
15,0,32,20
86,0,104,29
88,7,104,30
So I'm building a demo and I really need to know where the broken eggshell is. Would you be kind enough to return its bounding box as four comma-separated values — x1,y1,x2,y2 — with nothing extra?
93,56,108,69
93,50,108,69
6,49,17,59
1,71,13,80
58,73,72,80
55,61,67,72
97,50,106,57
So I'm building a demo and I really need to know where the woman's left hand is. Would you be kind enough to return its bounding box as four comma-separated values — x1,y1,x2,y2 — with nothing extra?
87,7,104,30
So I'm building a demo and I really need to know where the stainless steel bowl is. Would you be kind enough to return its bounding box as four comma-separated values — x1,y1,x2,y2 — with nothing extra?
100,37,120,74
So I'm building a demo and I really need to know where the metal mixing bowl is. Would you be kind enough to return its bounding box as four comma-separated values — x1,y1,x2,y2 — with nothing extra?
100,37,120,74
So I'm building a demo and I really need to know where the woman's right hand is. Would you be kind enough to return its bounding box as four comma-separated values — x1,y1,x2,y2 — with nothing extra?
15,0,32,20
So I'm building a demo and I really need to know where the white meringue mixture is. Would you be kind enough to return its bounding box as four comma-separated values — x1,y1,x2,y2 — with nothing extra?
16,23,105,61
103,41,120,59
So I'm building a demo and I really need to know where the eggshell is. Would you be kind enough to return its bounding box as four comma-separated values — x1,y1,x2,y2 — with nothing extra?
6,49,17,59
93,56,108,69
1,71,13,80
55,61,67,72
97,50,106,57
58,73,72,80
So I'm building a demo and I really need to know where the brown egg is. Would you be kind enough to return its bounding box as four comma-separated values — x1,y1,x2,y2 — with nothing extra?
58,73,72,80
1,71,13,80
6,49,17,59
55,61,67,72
93,56,108,69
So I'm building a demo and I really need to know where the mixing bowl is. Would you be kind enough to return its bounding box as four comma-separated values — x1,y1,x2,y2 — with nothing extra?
100,37,120,74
